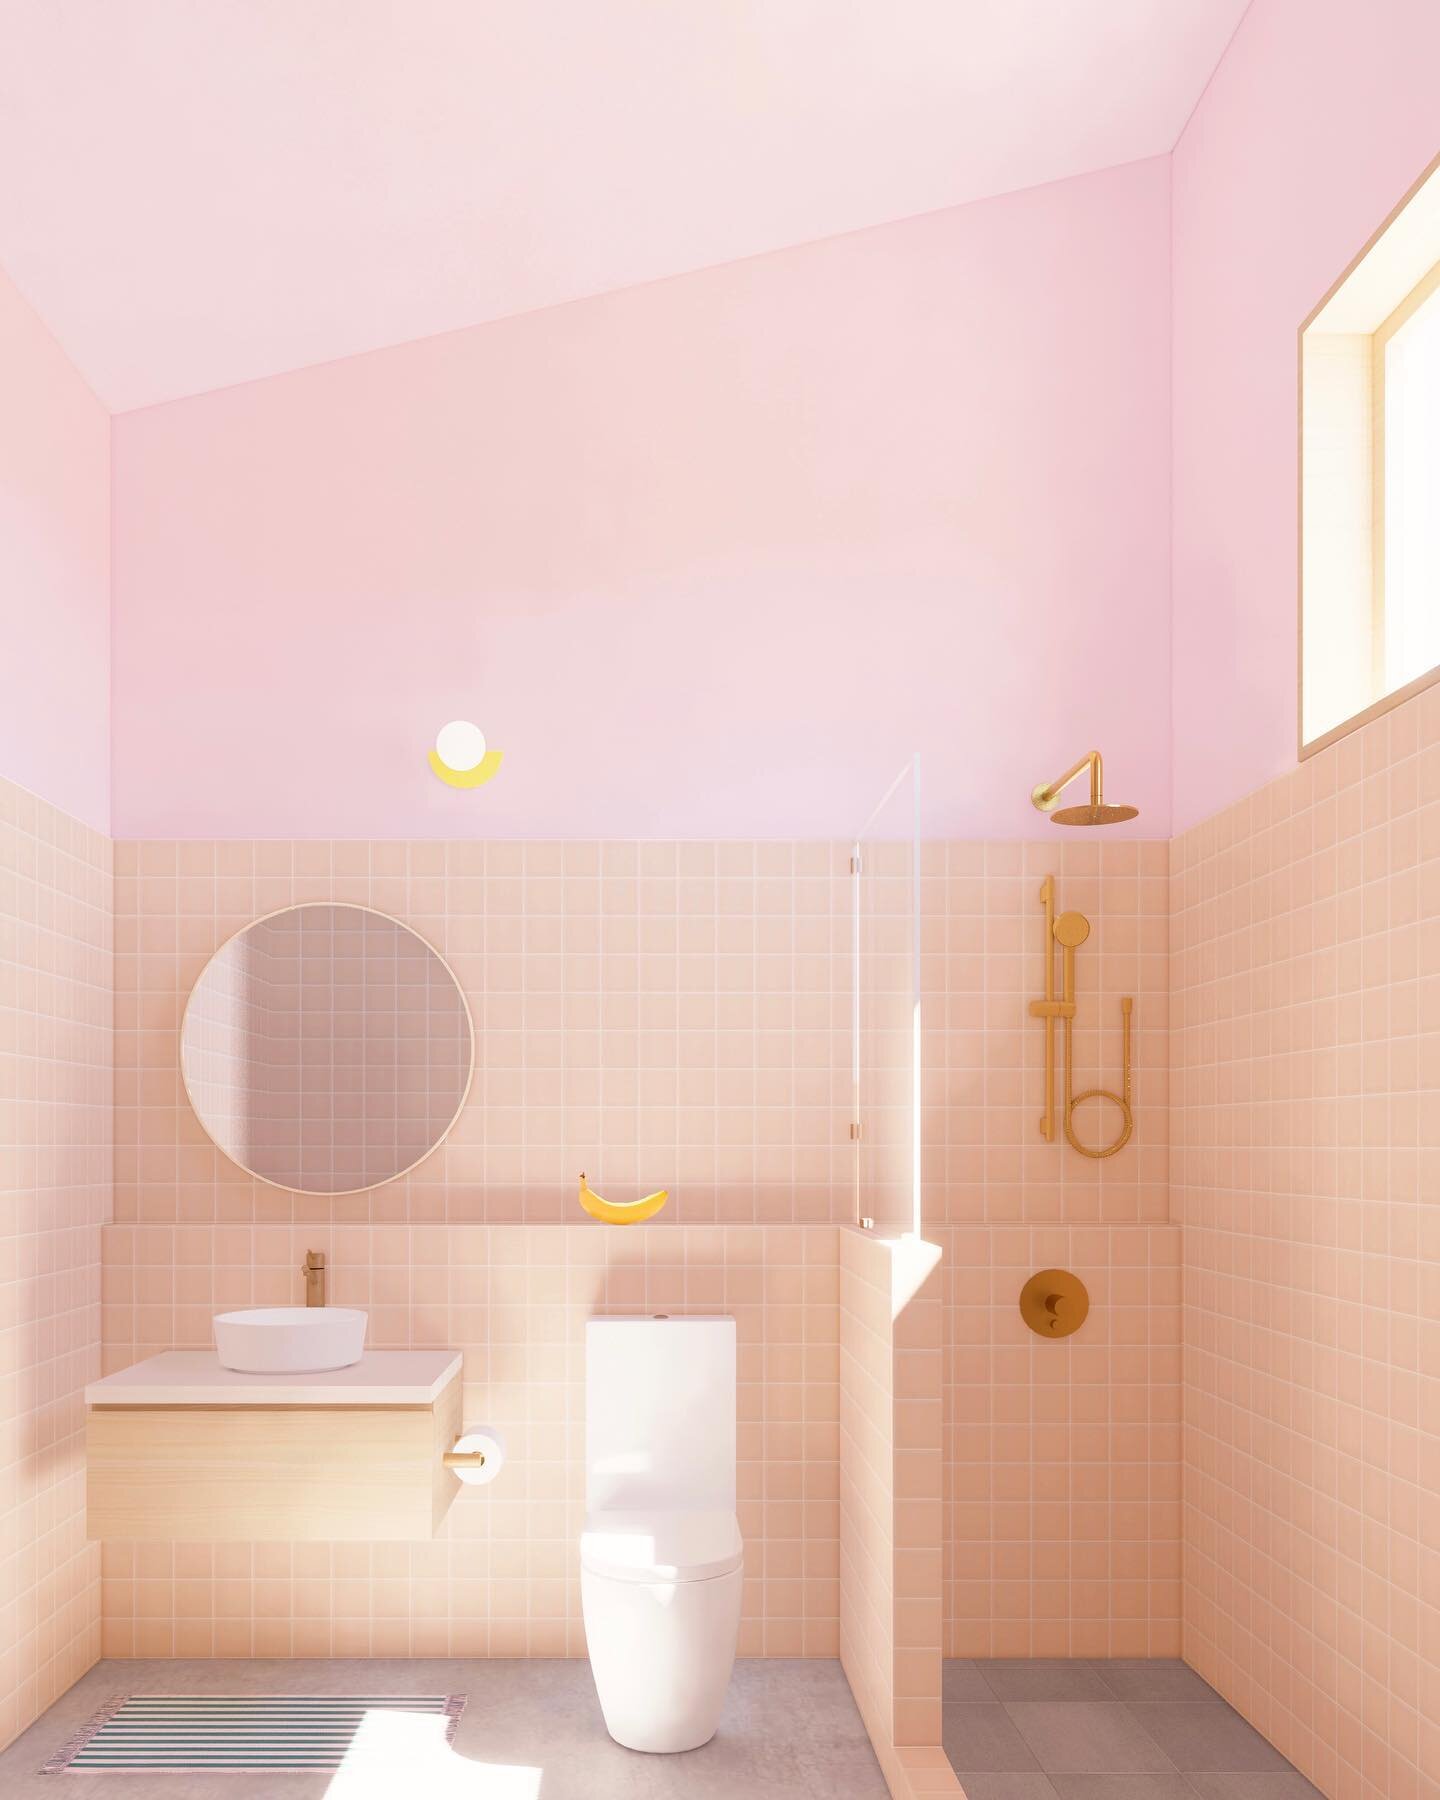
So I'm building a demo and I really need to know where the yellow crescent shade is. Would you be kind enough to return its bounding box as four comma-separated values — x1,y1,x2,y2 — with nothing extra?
428,748,504,788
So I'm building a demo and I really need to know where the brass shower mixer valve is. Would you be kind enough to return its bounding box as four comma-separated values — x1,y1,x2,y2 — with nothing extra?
1020,1268,1090,1338
1028,873,1133,1159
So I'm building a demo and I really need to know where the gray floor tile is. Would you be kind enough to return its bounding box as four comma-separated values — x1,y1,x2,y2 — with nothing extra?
1050,1778,1194,1799
944,1657,994,1700
1184,1775,1327,1799
978,1659,1112,1701
0,1658,887,1800
1092,1659,1220,1702
629,1733,802,1800
524,1744,653,1800
793,1739,892,1800
1128,1703,1291,1772
948,1777,1059,1800
1007,1701,1176,1773
942,1702,1044,1771
728,1658,876,1751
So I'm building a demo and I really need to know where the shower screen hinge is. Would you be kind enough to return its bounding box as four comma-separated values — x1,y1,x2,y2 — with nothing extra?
849,1121,862,1140
849,852,862,875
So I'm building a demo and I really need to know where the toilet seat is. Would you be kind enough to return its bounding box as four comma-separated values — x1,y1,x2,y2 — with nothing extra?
581,1508,742,1584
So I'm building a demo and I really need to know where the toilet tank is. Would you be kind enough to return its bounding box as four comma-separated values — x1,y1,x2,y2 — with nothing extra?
585,1316,736,1512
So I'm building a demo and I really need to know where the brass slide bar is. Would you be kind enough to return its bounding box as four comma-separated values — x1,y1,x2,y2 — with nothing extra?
1028,876,1133,1159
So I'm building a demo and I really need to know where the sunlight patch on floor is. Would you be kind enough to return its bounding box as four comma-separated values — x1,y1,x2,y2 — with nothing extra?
325,1708,543,1798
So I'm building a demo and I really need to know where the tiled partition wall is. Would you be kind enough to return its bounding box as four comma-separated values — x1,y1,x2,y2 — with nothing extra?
839,1229,958,1800
0,779,112,1750
1173,689,1440,1800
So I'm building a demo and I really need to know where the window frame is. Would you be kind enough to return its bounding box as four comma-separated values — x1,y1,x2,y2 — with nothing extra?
1298,149,1440,761
1372,259,1440,702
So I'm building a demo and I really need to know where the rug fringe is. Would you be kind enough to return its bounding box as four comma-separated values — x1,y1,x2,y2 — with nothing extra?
41,1693,127,1775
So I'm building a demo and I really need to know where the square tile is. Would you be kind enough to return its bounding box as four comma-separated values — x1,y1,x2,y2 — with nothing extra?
941,1704,1042,1772
943,1659,993,1701
1125,1705,1290,1772
1006,1702,1175,1774
1090,1661,1218,1702
946,1778,1058,1800
1183,1776,1326,1799
979,1661,1112,1702
1049,1779,1193,1799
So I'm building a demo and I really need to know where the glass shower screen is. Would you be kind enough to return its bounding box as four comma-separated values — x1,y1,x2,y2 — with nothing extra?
851,756,921,1237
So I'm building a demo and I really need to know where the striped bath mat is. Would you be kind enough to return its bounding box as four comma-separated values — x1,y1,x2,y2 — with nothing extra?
43,1694,466,1773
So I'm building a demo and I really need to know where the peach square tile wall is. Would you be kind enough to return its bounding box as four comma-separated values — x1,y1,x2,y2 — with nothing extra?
840,1229,901,1748
839,1228,944,1787
104,835,1179,1666
100,1223,840,1658
939,1222,1181,1656
919,841,1178,1657
0,779,111,1750
921,840,1171,1228
1174,691,1440,1800
115,841,853,1226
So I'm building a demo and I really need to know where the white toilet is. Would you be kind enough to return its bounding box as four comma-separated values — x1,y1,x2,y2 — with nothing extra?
581,1316,743,1753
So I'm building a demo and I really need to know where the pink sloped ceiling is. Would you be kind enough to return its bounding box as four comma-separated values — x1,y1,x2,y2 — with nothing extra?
0,0,1245,410
110,158,1172,843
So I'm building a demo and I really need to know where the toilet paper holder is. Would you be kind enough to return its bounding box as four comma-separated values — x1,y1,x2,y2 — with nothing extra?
441,1424,506,1486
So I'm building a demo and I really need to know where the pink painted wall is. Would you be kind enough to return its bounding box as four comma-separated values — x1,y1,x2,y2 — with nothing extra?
111,158,1171,842
1169,0,1440,834
0,266,110,831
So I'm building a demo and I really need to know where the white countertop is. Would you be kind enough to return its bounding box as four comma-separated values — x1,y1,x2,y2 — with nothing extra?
86,1350,462,1407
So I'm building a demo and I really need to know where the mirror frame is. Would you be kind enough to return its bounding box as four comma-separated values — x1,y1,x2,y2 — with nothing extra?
179,902,475,1196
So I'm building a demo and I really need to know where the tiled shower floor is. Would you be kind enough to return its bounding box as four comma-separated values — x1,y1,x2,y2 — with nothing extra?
0,1658,888,1799
943,1660,1324,1798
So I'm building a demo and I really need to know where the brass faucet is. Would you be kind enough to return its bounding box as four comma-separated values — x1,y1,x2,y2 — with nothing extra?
301,1249,327,1307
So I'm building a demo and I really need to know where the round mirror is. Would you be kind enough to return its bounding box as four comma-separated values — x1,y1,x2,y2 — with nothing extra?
181,904,473,1195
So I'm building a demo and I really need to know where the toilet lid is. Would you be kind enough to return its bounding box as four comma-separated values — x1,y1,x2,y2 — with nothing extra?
581,1508,743,1583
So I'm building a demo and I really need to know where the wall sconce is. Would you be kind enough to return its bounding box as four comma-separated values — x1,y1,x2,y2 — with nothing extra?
429,719,503,788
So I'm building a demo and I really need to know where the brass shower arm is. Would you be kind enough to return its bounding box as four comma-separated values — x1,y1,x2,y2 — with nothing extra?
1031,751,1103,814
1031,750,1137,827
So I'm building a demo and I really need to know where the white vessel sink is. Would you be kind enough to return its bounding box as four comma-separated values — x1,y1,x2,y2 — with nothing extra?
213,1307,367,1374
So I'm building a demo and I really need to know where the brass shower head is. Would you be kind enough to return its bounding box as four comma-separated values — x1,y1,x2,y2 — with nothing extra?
1031,752,1138,827
1051,801,1140,826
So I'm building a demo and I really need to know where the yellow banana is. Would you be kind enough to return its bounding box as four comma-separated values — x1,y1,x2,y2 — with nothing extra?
577,1171,669,1226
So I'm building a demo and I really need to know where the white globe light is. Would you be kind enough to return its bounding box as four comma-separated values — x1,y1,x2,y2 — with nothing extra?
435,720,487,772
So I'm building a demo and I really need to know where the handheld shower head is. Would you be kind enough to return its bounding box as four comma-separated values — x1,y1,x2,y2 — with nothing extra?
1031,753,1137,828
